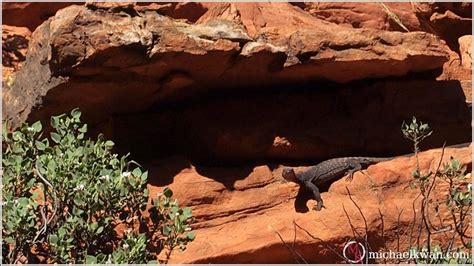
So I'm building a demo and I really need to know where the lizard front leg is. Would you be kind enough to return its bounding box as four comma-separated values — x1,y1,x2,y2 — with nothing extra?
304,180,323,211
345,160,362,181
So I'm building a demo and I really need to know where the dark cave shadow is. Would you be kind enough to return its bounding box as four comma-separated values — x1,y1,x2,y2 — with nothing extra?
144,155,257,190
192,165,255,190
144,156,193,187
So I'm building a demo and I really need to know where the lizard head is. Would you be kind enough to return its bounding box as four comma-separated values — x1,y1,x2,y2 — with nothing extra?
282,167,296,180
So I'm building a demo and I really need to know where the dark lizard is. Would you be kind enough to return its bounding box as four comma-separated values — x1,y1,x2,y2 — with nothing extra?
282,142,471,211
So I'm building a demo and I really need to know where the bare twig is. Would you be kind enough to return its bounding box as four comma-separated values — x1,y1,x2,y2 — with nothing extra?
275,231,306,264
408,192,421,248
396,207,403,254
342,203,363,241
427,143,445,197
293,221,347,262
380,2,410,32
420,144,445,252
378,208,388,264
292,221,298,249
446,230,458,254
345,187,371,263
33,168,59,242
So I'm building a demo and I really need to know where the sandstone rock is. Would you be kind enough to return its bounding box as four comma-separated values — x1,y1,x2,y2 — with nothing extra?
3,4,449,130
144,145,472,263
295,2,421,32
2,25,31,81
415,2,472,20
438,47,472,81
458,35,472,70
414,2,472,51
1,3,471,264
2,2,81,31
196,2,327,38
297,2,472,54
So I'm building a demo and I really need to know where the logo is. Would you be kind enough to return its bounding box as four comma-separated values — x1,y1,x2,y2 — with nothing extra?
343,240,366,263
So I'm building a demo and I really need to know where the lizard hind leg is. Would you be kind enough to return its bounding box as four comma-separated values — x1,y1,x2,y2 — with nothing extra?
345,161,362,181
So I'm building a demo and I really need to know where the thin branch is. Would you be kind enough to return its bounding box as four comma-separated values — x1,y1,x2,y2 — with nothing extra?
427,143,445,197
293,221,347,262
378,208,388,264
342,203,363,241
408,192,421,248
275,231,306,264
33,168,59,242
396,207,403,254
345,187,371,263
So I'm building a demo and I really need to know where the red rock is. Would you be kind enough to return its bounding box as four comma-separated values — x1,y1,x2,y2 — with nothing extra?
2,2,81,31
458,35,472,70
295,2,472,53
2,25,31,81
143,145,472,263
438,48,472,81
414,2,472,51
3,4,449,130
296,2,421,32
1,3,471,264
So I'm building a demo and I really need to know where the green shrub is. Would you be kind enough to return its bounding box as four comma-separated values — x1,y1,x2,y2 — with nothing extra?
401,117,471,264
2,109,194,263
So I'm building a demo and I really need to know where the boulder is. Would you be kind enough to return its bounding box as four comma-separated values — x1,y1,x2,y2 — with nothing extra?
295,2,421,32
3,4,449,130
142,145,472,263
458,35,472,70
2,2,81,31
2,25,31,81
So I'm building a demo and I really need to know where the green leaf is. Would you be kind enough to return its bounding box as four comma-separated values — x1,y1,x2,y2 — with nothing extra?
105,140,115,148
74,197,85,206
12,131,24,141
35,140,46,151
72,207,84,216
170,206,179,214
162,225,172,236
58,227,67,238
4,236,15,245
163,187,173,198
132,167,142,178
78,124,88,133
85,255,97,264
141,171,148,181
182,207,192,219
49,234,59,245
91,222,98,231
32,121,42,132
51,116,59,129
47,160,57,173
71,108,82,119
186,231,195,240
74,146,84,157
18,197,29,206
51,132,61,143
96,226,104,234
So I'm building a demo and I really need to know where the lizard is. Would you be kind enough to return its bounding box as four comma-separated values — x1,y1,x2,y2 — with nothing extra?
281,142,471,211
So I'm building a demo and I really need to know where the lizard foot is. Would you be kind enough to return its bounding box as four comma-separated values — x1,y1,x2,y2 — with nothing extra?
345,171,356,181
313,202,324,211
